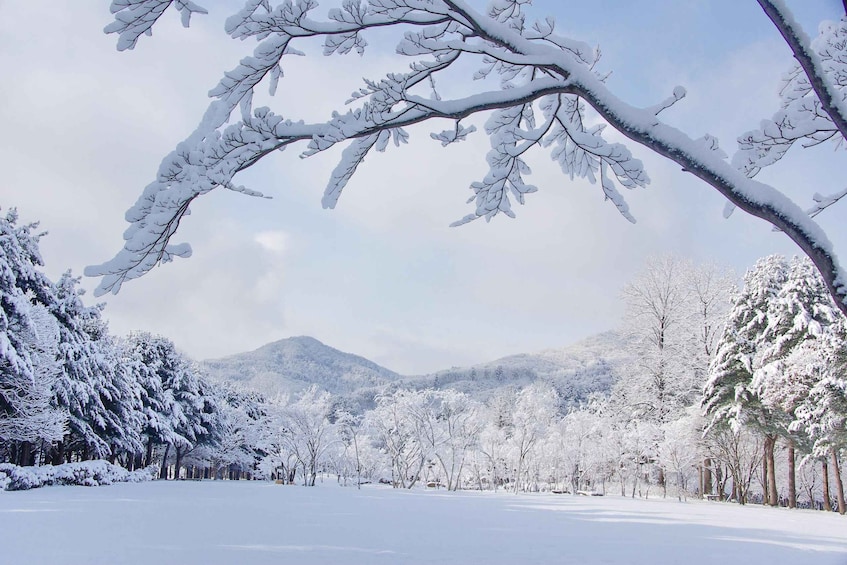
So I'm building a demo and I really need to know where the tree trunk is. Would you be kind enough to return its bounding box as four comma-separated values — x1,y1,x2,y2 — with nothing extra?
703,458,713,498
761,448,769,505
18,441,33,467
787,441,796,509
822,458,833,512
159,444,171,480
51,442,65,466
765,435,778,506
716,465,725,501
174,446,183,480
144,438,154,468
830,449,846,515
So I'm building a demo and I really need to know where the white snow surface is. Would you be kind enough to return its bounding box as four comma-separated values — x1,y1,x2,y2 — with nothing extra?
1,479,845,565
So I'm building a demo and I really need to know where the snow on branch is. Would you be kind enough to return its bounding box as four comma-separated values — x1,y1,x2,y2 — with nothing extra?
106,0,208,51
756,0,847,143
646,86,687,116
94,0,847,317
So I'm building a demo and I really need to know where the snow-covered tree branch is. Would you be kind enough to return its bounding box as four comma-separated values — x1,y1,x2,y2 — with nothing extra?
90,0,847,316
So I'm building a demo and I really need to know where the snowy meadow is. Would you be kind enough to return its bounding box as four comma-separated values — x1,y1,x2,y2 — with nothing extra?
2,480,846,565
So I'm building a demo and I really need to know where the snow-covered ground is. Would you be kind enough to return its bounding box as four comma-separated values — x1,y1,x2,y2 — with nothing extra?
2,480,845,565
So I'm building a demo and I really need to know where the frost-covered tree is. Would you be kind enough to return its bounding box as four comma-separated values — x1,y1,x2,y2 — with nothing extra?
617,256,733,495
657,408,704,501
49,273,144,463
703,256,789,430
703,255,789,505
619,256,695,425
0,304,67,464
703,425,763,505
205,382,267,479
431,390,482,491
0,210,66,465
752,257,846,506
505,382,557,493
122,332,210,477
90,1,847,318
789,330,847,513
281,385,336,486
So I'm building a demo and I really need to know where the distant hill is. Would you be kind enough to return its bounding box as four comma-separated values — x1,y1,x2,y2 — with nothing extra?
400,331,629,406
201,332,629,409
200,336,401,398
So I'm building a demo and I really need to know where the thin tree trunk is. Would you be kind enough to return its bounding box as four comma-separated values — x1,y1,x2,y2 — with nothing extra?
159,444,171,480
787,441,797,509
765,435,778,506
822,458,833,512
761,448,769,505
830,449,846,515
174,446,183,480
144,438,154,468
703,458,713,497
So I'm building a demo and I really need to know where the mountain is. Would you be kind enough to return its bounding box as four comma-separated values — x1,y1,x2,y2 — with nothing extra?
201,332,629,409
200,336,401,398
401,331,629,406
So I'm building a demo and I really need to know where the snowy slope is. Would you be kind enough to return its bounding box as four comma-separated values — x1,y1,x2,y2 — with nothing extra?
201,336,401,398
402,331,629,405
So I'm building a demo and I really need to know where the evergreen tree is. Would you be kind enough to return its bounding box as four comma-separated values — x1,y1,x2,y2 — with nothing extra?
49,273,143,461
703,255,789,429
0,209,65,465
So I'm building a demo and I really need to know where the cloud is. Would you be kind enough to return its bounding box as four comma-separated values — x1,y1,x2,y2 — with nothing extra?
254,230,289,254
2,1,844,374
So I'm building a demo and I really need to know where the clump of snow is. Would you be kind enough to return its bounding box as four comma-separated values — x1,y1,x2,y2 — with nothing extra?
0,461,156,491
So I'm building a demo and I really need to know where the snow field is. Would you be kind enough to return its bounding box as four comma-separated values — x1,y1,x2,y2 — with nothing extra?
1,480,846,565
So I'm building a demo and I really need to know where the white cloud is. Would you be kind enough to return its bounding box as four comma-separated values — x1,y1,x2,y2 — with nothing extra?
254,230,289,254
1,1,844,374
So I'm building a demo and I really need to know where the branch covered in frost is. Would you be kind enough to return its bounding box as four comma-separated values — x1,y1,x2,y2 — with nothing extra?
93,0,847,317
729,6,847,232
756,0,847,143
106,0,209,51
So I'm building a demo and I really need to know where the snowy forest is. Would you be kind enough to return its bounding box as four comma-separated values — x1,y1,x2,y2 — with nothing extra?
2,207,846,514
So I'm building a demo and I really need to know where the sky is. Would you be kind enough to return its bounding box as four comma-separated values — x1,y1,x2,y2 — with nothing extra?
1,0,846,375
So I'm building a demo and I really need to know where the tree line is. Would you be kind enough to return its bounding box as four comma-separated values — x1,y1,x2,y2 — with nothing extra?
0,208,261,479
3,207,846,512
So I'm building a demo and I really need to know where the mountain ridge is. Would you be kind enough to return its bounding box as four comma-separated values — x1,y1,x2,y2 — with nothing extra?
201,335,402,398
201,332,628,407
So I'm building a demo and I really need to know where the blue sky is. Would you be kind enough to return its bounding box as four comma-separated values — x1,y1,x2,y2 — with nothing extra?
1,1,845,374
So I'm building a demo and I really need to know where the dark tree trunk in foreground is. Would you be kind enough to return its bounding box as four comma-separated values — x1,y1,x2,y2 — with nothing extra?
144,438,154,468
765,435,778,506
831,449,846,515
703,458,713,498
159,444,171,480
787,441,796,509
822,459,833,512
174,446,183,481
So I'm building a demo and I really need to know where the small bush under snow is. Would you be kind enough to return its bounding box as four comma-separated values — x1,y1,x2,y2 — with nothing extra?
0,461,156,491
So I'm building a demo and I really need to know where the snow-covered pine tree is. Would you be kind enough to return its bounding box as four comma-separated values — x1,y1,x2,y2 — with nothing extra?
753,257,846,506
703,255,789,428
703,255,789,504
123,332,186,474
790,325,847,514
49,272,144,463
0,209,66,465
